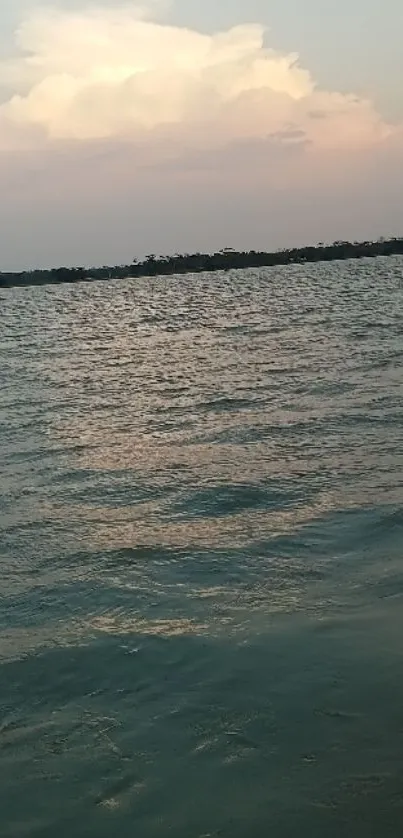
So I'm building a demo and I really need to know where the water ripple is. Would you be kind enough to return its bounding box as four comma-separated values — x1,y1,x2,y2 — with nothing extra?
1,257,403,836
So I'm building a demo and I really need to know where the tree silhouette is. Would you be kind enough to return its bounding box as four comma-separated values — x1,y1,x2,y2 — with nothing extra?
1,237,402,288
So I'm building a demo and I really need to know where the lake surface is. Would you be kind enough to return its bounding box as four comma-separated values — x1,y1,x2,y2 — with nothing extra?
1,257,403,837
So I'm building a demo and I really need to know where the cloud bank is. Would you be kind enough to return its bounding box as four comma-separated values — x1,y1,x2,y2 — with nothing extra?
0,3,394,150
0,2,401,269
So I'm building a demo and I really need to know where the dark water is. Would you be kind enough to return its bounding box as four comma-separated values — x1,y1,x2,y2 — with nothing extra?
1,257,403,837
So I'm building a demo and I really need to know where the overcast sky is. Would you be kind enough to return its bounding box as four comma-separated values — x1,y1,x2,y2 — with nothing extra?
0,0,402,270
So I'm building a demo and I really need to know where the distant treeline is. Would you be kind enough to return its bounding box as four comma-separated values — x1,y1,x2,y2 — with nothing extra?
1,237,403,288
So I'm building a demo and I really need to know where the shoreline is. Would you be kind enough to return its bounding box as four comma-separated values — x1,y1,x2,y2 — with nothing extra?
1,237,402,289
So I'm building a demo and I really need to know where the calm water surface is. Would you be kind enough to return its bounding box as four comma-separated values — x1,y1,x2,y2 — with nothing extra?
1,257,403,837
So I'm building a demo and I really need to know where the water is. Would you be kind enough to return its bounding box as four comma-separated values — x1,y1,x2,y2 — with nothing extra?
1,257,403,837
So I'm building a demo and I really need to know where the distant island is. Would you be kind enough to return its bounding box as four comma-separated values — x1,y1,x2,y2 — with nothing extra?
1,237,403,288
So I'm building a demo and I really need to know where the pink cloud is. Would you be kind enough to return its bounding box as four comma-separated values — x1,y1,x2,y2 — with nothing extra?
0,3,401,269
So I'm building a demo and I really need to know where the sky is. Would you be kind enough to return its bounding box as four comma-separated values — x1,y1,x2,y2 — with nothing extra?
0,0,402,270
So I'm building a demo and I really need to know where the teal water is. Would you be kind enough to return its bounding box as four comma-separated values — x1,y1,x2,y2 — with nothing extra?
1,257,403,837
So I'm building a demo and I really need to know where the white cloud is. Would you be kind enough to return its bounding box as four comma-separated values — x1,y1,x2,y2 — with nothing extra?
0,3,402,270
0,2,394,151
